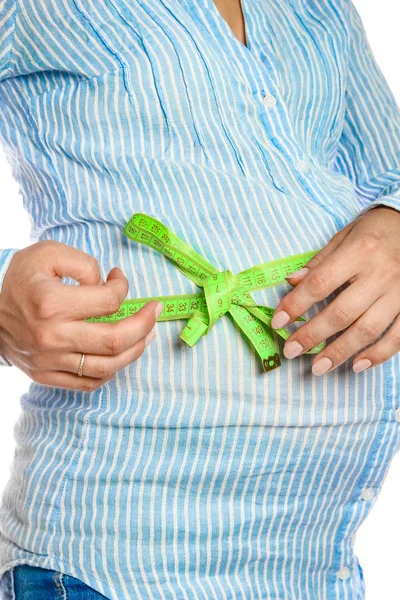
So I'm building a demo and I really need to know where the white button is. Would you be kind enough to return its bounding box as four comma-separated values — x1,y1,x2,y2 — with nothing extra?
297,159,310,173
361,487,375,501
395,407,400,422
263,93,277,108
337,566,351,580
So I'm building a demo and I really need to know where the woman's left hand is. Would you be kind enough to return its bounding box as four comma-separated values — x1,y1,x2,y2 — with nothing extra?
270,205,400,375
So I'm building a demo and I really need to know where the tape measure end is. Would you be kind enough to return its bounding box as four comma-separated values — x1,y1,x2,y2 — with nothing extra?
262,353,281,372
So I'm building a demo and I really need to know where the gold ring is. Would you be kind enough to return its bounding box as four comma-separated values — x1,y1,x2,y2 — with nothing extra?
77,353,86,377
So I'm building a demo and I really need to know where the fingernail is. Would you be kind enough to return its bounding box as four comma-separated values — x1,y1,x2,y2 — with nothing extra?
271,310,290,329
154,302,164,319
312,357,332,376
353,358,372,373
283,340,304,359
144,329,156,347
286,267,309,279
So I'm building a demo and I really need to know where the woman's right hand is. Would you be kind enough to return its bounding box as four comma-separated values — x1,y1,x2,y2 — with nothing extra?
0,240,162,391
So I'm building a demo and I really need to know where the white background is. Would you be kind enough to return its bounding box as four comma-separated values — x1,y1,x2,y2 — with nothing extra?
0,2,399,598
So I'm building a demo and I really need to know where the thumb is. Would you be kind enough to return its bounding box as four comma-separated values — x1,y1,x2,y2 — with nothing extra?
101,266,129,302
104,266,126,282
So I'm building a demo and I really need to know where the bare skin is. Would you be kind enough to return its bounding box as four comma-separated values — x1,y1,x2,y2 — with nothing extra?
213,0,248,47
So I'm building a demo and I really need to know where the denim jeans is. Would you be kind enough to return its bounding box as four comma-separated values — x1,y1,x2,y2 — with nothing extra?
0,565,108,599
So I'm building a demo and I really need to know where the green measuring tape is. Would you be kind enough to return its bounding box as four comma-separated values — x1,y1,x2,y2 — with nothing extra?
85,213,325,372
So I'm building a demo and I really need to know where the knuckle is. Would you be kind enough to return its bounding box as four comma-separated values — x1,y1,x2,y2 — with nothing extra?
306,252,325,269
105,331,124,355
356,319,381,341
328,341,348,362
86,255,100,277
94,362,114,379
299,327,320,349
284,293,303,315
32,241,59,262
330,305,353,328
30,287,46,312
357,232,380,253
104,292,122,315
36,239,57,251
306,271,331,296
32,327,54,351
31,291,58,320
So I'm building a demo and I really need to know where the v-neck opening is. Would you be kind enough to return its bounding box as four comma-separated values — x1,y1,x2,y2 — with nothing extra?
206,0,252,54
178,0,279,94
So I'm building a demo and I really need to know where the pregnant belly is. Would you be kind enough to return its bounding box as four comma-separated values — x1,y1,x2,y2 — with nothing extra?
29,163,392,431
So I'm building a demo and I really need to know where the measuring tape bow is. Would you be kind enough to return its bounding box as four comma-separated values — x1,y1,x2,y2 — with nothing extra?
85,213,325,372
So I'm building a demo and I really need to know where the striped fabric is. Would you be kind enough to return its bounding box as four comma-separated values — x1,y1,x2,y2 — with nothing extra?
0,1,400,598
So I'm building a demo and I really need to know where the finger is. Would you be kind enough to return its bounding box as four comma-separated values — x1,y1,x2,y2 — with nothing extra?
69,266,130,321
310,294,398,376
56,328,156,378
282,274,384,359
56,299,162,355
352,310,400,373
285,223,352,285
36,267,130,321
271,238,361,329
34,241,103,285
286,267,358,288
29,369,111,392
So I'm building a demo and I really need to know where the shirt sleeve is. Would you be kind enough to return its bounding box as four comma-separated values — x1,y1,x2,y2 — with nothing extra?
0,2,20,365
332,0,400,217
0,248,18,366
0,248,18,293
0,0,18,82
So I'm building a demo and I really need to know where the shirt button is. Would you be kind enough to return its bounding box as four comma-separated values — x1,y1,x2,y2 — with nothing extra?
395,407,400,422
361,487,375,501
337,566,351,580
263,93,277,108
297,159,310,173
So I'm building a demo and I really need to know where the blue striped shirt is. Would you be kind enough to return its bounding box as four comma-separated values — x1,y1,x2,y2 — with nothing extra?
0,1,400,598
